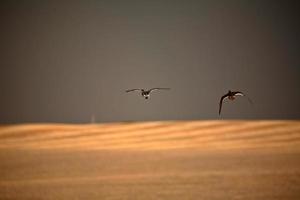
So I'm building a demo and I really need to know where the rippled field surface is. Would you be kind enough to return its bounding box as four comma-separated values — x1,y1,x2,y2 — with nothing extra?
0,120,300,199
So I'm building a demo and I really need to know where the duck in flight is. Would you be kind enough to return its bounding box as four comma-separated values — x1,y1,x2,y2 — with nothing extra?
126,88,170,99
219,90,253,115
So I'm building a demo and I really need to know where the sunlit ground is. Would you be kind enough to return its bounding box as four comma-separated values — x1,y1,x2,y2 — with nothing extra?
0,120,300,199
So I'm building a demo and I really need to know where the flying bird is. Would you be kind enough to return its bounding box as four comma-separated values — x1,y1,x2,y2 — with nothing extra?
126,88,170,99
219,90,253,115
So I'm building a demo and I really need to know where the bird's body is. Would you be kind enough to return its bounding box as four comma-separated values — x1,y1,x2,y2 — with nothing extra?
219,90,252,115
126,88,170,99
141,90,150,99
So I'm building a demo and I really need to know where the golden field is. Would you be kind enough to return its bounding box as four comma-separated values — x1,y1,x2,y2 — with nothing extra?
0,120,300,199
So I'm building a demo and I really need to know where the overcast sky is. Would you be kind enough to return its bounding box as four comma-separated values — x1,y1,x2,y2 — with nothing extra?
0,0,299,123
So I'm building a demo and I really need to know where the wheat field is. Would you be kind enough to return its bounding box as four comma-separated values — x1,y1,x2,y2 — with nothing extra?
0,120,300,199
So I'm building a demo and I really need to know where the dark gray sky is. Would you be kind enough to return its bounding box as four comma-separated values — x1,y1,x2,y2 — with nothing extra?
0,0,299,123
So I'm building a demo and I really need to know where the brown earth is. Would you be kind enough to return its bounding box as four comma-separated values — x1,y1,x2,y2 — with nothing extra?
0,120,300,199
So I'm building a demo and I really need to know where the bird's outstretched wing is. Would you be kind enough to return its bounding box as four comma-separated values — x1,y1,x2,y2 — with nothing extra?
149,88,171,92
233,91,253,104
219,94,229,115
232,91,244,96
126,89,142,93
246,96,253,104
